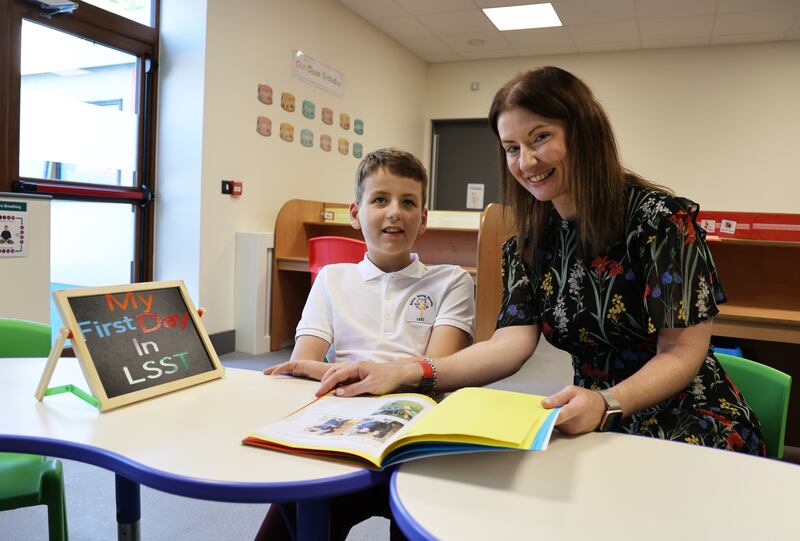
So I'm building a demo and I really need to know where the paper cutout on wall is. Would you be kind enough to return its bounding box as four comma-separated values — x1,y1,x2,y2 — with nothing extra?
354,119,364,135
338,138,349,155
320,134,332,152
352,143,363,159
280,123,294,142
256,116,272,137
302,100,315,119
257,84,273,105
340,113,350,130
322,107,333,125
301,129,314,147
281,92,295,112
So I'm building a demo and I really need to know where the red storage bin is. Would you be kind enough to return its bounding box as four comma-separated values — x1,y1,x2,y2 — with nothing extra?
308,236,368,283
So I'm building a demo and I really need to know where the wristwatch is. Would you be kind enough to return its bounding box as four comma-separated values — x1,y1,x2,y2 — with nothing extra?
596,388,623,432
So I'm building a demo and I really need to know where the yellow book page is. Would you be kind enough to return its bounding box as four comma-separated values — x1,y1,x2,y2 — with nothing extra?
395,387,550,448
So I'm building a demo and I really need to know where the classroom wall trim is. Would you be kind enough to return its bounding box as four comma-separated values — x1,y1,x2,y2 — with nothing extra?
209,330,235,357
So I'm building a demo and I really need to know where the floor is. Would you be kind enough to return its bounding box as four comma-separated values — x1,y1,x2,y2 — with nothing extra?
0,342,573,540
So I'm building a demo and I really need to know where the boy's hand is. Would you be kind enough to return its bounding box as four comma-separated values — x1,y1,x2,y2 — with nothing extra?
316,360,420,397
264,360,329,381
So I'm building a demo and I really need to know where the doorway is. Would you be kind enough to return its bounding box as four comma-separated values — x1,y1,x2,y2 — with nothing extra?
430,119,500,211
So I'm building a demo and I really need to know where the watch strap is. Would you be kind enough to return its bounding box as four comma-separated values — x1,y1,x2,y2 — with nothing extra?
597,388,623,432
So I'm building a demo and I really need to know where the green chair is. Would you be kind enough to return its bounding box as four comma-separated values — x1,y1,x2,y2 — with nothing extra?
0,318,68,540
716,352,792,459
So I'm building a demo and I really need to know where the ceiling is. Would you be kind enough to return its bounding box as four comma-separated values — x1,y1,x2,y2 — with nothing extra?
337,0,800,63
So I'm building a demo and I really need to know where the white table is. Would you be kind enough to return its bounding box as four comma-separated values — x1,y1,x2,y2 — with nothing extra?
0,357,385,541
390,431,800,540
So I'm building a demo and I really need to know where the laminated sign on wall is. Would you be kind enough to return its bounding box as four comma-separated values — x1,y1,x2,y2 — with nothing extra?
0,200,28,257
292,50,344,97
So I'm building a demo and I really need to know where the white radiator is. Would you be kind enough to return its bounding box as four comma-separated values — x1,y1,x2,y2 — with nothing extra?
234,231,274,354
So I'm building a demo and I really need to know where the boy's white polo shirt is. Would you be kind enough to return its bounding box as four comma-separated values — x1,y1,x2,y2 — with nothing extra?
295,254,475,363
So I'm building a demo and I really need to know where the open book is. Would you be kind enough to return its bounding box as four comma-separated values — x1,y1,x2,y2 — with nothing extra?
242,387,560,469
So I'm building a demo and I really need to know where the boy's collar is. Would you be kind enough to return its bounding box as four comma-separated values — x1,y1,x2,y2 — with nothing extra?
358,253,424,281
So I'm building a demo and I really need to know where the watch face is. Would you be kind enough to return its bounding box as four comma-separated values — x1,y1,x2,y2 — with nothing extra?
599,410,623,432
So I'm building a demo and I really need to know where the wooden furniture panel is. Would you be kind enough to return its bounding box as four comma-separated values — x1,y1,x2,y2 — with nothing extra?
475,203,514,342
270,200,327,350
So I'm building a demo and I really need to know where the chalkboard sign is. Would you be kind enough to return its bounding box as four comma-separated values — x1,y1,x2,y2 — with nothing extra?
53,280,223,411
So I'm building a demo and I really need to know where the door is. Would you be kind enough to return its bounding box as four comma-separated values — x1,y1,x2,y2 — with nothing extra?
430,119,500,211
1,0,159,337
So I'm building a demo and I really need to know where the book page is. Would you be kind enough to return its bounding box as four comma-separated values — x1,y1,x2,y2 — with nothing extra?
395,387,555,449
248,393,436,462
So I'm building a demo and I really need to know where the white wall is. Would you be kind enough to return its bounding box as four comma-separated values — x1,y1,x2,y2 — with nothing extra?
157,0,427,335
423,40,800,214
155,0,208,303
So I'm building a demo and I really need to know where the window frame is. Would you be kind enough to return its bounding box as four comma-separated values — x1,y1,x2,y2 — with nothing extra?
1,0,160,282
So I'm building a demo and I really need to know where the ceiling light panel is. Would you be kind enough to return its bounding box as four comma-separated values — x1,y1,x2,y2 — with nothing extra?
483,3,562,31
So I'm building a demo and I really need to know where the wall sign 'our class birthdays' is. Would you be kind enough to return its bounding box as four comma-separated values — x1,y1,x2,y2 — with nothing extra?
37,280,224,412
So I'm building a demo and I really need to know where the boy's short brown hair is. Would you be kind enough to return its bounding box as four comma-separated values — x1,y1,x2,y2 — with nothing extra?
354,148,428,206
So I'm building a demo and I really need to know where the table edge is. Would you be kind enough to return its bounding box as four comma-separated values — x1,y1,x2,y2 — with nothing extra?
0,433,387,503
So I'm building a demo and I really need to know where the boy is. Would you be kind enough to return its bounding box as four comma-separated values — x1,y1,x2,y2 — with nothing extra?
265,147,475,380
256,148,475,541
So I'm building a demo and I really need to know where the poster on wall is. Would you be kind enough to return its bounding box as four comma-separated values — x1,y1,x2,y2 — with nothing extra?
320,134,332,152
281,92,296,112
292,50,345,97
280,123,295,142
257,84,273,105
0,200,28,257
257,116,272,137
466,184,485,210
301,129,314,147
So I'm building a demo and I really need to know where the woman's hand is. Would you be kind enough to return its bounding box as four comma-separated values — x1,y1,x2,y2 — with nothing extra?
316,360,420,398
264,360,329,381
542,385,607,435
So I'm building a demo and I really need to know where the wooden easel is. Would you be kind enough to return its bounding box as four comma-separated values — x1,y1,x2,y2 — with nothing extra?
34,327,100,408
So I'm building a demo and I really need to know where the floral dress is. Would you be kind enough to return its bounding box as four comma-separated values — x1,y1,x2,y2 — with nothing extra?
497,185,765,455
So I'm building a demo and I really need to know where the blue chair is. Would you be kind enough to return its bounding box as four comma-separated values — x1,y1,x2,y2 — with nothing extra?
716,352,792,459
0,318,68,540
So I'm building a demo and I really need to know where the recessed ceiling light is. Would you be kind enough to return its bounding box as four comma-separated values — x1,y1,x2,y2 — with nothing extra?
482,3,562,31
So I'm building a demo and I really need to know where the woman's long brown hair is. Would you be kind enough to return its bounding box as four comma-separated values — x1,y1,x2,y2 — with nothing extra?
488,66,669,260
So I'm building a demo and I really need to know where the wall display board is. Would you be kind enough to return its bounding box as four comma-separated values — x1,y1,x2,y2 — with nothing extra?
36,280,223,411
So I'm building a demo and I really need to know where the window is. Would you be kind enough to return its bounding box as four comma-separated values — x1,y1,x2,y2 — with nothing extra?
1,0,159,337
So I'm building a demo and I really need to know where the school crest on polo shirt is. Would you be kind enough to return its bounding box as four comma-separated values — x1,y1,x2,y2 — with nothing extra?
406,294,434,324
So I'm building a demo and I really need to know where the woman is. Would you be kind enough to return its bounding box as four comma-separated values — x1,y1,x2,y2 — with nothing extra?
317,66,764,454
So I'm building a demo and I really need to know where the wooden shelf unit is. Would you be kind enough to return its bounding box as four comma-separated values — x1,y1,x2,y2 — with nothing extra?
269,199,481,350
707,238,800,344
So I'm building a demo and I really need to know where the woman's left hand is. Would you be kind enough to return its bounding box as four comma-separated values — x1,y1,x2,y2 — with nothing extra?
542,385,608,435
